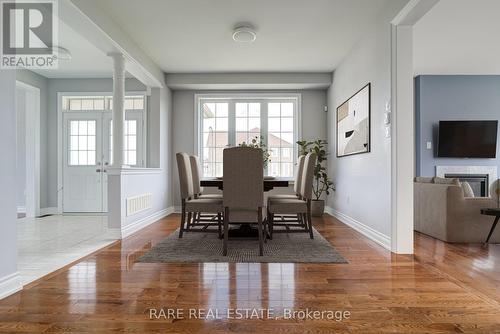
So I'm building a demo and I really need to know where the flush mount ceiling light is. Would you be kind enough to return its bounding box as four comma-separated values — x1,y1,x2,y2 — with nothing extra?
232,25,257,43
49,46,72,60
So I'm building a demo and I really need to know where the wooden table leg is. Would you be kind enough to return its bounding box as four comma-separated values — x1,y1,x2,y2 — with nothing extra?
485,216,499,243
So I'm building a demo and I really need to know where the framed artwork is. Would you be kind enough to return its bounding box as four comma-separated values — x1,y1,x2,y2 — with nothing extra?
336,83,371,157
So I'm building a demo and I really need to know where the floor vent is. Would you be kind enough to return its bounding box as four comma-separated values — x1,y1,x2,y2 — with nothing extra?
126,193,152,216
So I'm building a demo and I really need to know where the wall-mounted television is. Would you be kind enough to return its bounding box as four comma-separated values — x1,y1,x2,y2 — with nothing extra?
437,120,498,158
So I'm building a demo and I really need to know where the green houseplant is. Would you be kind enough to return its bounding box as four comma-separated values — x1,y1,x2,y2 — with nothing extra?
297,139,335,216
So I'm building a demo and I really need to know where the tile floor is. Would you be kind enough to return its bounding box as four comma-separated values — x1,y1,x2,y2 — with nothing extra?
17,215,118,285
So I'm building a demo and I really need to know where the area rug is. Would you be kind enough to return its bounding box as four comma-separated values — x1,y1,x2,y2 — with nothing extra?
137,228,347,263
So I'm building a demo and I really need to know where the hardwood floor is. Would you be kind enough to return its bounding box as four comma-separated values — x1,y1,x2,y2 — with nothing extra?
1,214,500,333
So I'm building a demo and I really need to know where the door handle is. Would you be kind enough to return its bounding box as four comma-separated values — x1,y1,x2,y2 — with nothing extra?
96,169,102,173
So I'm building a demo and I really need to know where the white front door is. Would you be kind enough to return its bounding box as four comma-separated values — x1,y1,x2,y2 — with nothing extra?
63,112,107,213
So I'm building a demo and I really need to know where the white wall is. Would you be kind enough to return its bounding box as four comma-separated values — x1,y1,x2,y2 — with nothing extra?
172,89,327,207
414,0,500,75
326,1,407,242
0,70,22,298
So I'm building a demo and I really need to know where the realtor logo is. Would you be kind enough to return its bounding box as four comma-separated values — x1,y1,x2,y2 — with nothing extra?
1,0,58,69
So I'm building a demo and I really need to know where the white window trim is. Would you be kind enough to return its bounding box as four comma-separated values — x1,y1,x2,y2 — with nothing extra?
194,93,302,179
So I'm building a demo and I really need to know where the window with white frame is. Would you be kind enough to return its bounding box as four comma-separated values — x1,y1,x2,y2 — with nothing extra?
62,94,146,167
197,95,300,178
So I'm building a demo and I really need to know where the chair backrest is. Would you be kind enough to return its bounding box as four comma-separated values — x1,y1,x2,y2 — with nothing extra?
189,155,203,195
294,155,305,196
300,152,317,200
223,147,263,209
176,152,194,200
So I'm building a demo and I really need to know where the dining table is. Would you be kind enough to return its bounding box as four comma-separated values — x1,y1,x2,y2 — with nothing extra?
200,177,290,238
200,177,289,192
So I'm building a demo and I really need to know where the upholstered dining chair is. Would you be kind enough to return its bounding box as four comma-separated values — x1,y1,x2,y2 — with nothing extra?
176,152,223,238
268,155,305,201
222,147,265,256
189,155,222,226
267,152,317,239
266,155,306,233
267,155,306,234
189,155,222,199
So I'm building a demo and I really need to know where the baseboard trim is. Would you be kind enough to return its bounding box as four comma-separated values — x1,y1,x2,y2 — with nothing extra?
121,206,175,238
17,206,26,214
325,206,391,251
39,207,58,216
0,272,22,300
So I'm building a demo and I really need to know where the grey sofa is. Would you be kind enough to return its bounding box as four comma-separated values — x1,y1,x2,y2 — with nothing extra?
414,177,500,243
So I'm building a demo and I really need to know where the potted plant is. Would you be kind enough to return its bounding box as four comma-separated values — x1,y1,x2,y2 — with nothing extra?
238,136,271,170
297,139,335,216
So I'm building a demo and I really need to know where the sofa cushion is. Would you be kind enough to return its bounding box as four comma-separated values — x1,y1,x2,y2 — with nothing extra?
433,177,460,186
414,177,433,183
461,181,475,198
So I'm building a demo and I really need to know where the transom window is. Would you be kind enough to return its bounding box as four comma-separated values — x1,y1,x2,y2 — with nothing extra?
197,94,300,178
63,96,145,111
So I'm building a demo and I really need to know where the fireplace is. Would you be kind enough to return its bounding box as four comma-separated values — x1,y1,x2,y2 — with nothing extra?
444,174,488,197
436,166,498,198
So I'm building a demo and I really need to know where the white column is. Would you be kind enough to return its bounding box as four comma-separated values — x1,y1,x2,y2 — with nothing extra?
390,25,414,254
109,52,126,167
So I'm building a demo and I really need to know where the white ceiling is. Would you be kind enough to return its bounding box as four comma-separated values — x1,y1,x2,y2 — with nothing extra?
33,19,115,79
96,0,396,73
414,0,500,75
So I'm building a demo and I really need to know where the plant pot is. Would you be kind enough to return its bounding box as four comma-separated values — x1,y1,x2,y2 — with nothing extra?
311,199,325,217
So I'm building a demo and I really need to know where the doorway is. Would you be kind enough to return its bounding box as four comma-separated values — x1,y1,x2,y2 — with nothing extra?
15,81,40,218
61,94,145,213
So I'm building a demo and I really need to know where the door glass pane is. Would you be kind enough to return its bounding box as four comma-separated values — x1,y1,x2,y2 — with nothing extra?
68,120,97,166
109,119,139,166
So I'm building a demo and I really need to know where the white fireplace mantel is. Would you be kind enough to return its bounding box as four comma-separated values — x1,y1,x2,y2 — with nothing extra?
436,165,498,196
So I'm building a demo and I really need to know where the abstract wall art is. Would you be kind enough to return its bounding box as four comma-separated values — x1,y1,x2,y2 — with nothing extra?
336,83,371,157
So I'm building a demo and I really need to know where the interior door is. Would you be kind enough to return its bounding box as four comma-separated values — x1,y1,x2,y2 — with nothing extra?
63,113,103,212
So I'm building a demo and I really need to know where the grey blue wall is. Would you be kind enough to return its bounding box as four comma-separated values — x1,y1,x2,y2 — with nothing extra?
415,75,500,177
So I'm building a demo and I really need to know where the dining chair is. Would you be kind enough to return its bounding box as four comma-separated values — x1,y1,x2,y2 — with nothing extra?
266,155,306,232
176,152,223,238
222,147,265,256
189,155,222,225
267,152,317,239
268,155,305,201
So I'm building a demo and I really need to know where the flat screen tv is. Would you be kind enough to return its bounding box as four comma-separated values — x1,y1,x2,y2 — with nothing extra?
438,120,498,158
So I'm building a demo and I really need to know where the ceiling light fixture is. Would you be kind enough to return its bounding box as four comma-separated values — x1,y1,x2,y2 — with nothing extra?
50,46,72,60
232,25,257,43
